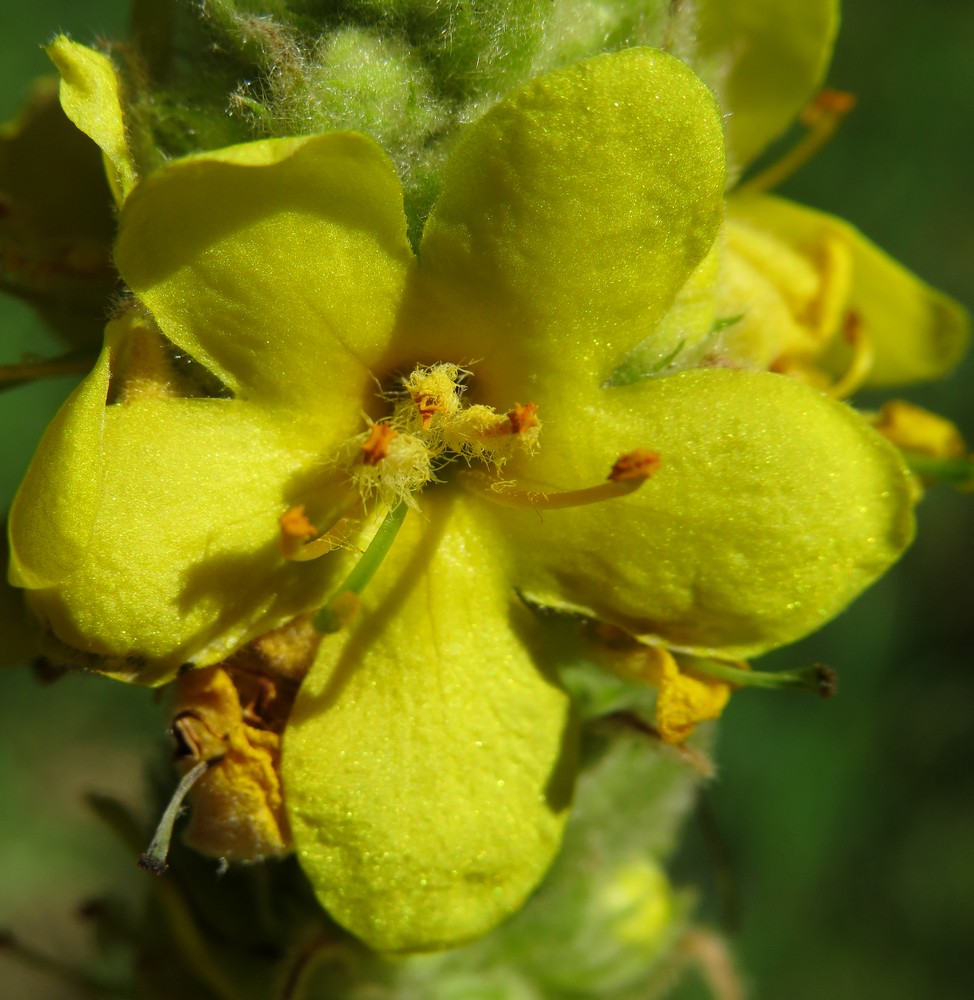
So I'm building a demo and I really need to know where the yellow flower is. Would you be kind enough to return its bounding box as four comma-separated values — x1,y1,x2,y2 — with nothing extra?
719,188,969,392
9,36,917,953
696,8,968,392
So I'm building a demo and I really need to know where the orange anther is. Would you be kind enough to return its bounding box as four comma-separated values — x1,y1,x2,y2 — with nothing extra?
507,401,540,435
279,505,317,539
361,422,398,466
414,393,444,428
801,88,857,127
609,449,662,483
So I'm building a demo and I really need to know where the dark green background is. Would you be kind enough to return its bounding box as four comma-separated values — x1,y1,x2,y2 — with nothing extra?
1,2,971,997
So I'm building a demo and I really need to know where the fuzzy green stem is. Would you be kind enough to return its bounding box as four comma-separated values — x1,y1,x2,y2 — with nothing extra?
0,353,94,389
0,930,128,997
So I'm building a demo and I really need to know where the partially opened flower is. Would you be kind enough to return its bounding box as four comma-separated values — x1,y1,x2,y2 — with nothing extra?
608,1,969,395
6,33,919,953
718,146,970,395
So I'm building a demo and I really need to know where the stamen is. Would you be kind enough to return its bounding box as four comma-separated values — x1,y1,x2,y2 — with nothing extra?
609,448,663,482
478,400,540,437
507,401,539,435
462,449,661,510
683,656,837,697
138,757,221,875
280,505,317,542
474,401,540,439
315,502,409,632
402,364,465,429
736,89,857,196
827,310,874,399
279,505,360,562
414,393,444,428
361,422,398,466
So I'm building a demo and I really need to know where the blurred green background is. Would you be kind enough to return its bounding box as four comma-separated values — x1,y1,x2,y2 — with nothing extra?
1,2,971,998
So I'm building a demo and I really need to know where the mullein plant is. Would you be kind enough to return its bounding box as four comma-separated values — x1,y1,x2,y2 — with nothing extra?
1,0,970,996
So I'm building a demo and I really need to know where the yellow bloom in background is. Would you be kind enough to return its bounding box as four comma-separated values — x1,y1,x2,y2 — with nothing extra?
609,1,968,394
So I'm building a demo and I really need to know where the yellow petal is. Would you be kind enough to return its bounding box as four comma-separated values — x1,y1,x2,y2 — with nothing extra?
9,335,112,590
115,132,413,428
694,0,839,174
9,317,348,683
872,400,967,460
284,493,574,952
476,368,915,659
403,47,725,401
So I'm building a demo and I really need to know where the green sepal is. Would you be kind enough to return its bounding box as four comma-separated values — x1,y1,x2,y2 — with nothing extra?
46,36,138,204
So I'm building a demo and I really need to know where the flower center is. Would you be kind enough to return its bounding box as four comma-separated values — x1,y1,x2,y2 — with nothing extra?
278,362,544,578
279,363,660,628
340,363,541,510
